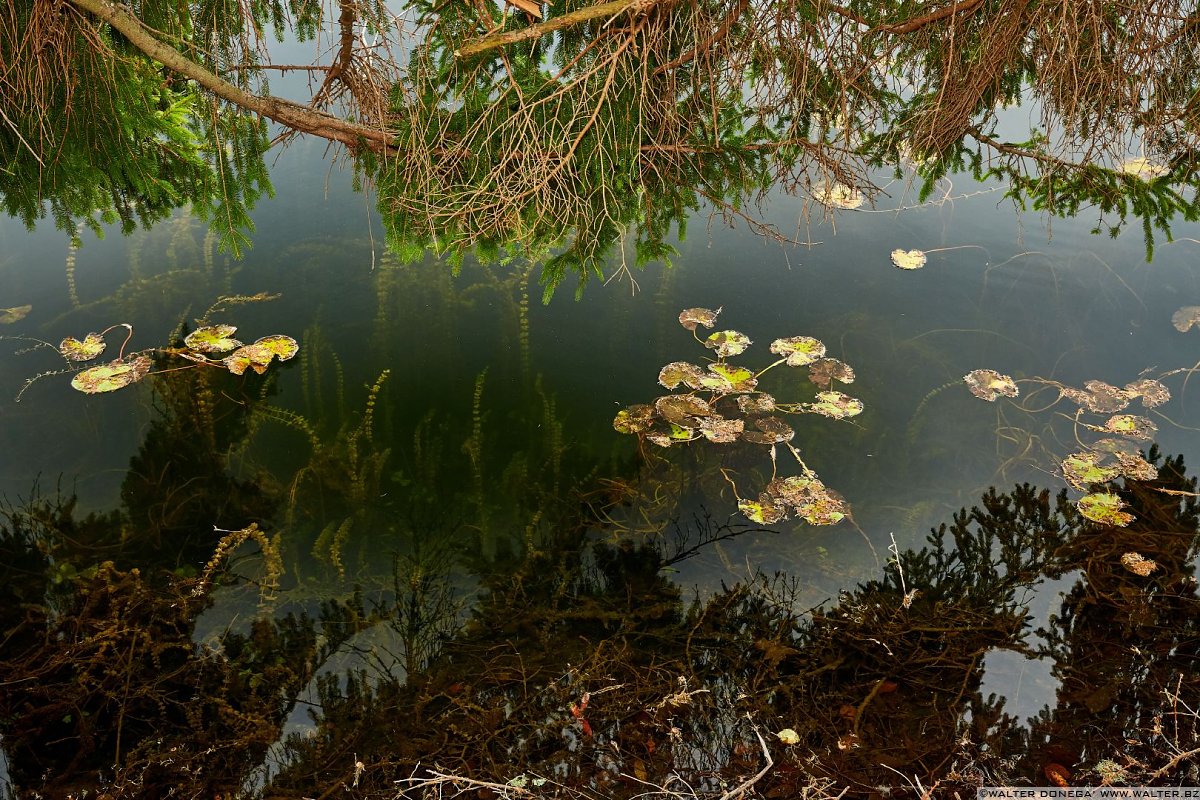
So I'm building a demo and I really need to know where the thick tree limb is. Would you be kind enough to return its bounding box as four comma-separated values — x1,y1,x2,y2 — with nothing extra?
66,0,394,151
455,0,640,58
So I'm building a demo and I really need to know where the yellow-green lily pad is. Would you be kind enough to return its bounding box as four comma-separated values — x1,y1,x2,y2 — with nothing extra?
702,363,757,392
890,248,927,270
70,354,152,394
705,330,752,358
813,181,865,210
1061,452,1121,490
1077,492,1134,526
253,334,299,361
739,498,787,525
770,336,826,367
59,333,106,362
184,324,242,354
1102,414,1156,440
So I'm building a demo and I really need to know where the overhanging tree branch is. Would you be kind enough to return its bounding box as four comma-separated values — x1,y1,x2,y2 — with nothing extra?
66,0,395,152
454,0,641,58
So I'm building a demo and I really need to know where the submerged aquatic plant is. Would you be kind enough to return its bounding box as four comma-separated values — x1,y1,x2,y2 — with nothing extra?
614,307,863,526
8,295,297,400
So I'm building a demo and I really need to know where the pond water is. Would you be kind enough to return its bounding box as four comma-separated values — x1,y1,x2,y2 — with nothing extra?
2,137,1200,797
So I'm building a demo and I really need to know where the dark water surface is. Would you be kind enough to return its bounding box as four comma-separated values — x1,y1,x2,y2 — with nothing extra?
2,140,1199,796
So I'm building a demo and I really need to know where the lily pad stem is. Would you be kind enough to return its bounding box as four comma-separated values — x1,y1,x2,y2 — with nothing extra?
753,357,790,379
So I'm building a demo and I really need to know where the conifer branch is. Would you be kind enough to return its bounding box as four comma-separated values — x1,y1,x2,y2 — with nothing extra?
66,0,396,152
454,0,641,58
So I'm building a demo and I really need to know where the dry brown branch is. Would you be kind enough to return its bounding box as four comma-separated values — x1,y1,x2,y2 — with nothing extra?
454,0,642,58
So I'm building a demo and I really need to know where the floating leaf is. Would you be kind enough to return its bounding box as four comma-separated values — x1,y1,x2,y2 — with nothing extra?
797,491,847,526
698,417,744,443
70,354,152,394
1115,452,1157,481
646,423,695,447
654,395,715,429
58,333,106,362
776,728,801,745
1102,414,1156,440
742,416,794,445
0,305,32,324
678,307,720,331
253,334,299,361
1123,378,1170,409
770,336,826,367
658,361,704,390
1081,380,1131,413
740,497,787,524
1077,492,1134,526
184,324,242,354
808,357,854,387
223,343,275,375
702,363,757,392
613,404,655,434
1120,552,1158,576
1120,157,1169,180
805,391,864,419
1171,306,1200,332
964,369,1019,401
737,393,776,414
1061,452,1121,490
765,475,846,525
705,330,752,358
890,248,927,270
813,182,865,210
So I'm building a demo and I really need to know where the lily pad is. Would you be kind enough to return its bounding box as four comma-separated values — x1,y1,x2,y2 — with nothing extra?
613,404,656,434
964,369,1019,401
698,417,745,443
739,497,787,525
658,361,704,390
223,343,275,376
741,416,794,445
646,423,695,447
805,391,864,419
1077,492,1134,526
890,249,927,270
654,395,715,429
737,393,777,414
1123,378,1170,408
702,363,758,392
1102,414,1157,440
253,334,299,361
58,333,106,362
1091,437,1142,457
770,336,826,367
184,324,242,354
1120,552,1158,576
1171,306,1200,332
0,305,32,324
776,728,801,745
1115,452,1158,481
1081,380,1131,413
1120,157,1169,180
705,330,752,358
813,182,865,210
70,354,152,394
678,307,721,331
808,357,855,387
766,475,846,525
1061,452,1121,490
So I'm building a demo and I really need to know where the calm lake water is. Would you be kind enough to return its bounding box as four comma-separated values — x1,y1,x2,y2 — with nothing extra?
2,137,1199,795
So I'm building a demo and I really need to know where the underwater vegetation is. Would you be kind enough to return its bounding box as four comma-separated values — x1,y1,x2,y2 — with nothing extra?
613,307,863,526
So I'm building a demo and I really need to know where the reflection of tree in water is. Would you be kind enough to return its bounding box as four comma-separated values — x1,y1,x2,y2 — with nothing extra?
3,434,1200,795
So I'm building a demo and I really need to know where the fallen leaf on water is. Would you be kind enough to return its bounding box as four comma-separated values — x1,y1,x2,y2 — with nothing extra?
776,728,800,745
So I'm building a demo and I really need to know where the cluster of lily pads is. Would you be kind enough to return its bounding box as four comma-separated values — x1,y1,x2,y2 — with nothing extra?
963,368,1169,527
613,307,864,526
54,322,299,395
